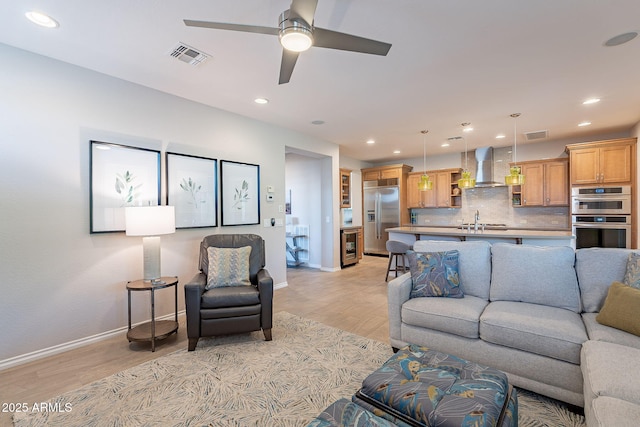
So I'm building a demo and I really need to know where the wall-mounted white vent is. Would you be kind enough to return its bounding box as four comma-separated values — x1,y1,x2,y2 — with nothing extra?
525,130,548,141
169,43,210,66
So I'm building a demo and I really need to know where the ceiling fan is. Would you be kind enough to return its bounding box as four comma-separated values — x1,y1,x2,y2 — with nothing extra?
184,0,392,84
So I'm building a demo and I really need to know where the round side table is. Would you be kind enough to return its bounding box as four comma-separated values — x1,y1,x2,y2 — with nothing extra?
126,276,179,352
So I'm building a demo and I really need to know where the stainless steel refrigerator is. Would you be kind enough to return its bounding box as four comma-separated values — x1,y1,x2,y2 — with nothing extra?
364,182,400,255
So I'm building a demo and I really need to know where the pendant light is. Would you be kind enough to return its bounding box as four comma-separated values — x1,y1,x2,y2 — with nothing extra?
505,113,525,185
418,130,433,191
457,123,476,189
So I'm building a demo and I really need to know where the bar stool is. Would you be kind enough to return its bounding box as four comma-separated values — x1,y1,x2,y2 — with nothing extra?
385,240,412,282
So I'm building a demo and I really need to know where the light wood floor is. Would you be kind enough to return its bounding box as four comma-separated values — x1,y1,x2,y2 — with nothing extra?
0,255,392,426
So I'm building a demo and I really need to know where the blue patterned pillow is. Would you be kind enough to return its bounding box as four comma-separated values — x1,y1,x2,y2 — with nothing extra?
623,252,640,289
206,246,252,289
407,250,463,298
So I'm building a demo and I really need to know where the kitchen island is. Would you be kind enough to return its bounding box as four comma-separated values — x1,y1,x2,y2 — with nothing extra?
387,226,575,247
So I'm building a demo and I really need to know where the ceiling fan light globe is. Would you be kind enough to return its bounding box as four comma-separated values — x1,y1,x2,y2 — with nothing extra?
280,27,313,52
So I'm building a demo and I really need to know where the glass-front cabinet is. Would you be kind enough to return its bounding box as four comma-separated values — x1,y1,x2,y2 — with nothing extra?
340,168,351,208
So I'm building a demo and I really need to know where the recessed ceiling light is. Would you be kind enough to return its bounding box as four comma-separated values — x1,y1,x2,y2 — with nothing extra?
366,139,375,144
583,98,600,105
578,121,592,127
604,32,638,47
393,150,401,155
25,11,59,28
441,143,450,147
495,134,506,139
254,97,269,104
462,127,473,133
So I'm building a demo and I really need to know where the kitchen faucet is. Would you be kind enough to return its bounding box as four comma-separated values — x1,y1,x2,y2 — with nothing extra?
474,210,480,231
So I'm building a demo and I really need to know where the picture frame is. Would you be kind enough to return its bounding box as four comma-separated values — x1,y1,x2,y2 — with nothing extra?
220,160,260,226
90,141,161,233
166,152,218,228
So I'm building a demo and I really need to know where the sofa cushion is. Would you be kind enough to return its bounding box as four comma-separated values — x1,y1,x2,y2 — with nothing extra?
623,252,640,289
590,397,640,427
490,243,581,312
200,284,260,309
581,340,640,406
206,246,251,289
413,240,492,299
402,295,488,339
480,301,587,364
576,248,631,313
407,250,463,298
582,313,640,350
596,281,640,336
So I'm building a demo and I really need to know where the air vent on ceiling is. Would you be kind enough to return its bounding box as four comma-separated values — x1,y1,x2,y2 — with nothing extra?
525,130,548,141
169,42,209,66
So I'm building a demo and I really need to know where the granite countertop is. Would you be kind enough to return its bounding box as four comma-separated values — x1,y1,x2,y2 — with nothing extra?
387,226,574,240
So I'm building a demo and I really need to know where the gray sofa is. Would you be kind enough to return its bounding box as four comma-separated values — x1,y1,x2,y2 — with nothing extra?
388,240,640,426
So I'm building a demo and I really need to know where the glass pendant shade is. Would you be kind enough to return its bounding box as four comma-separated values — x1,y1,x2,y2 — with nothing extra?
458,124,476,189
504,113,524,186
418,130,433,191
457,170,476,189
505,166,525,185
419,174,433,191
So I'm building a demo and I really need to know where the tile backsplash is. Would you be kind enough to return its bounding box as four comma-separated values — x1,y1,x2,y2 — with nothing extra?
412,186,570,229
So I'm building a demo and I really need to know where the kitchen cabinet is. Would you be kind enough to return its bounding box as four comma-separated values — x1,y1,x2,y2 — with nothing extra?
565,138,636,185
407,168,462,209
510,159,569,207
407,173,425,208
340,168,351,208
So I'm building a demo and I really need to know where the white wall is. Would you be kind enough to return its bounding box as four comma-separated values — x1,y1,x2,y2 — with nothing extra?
0,43,341,365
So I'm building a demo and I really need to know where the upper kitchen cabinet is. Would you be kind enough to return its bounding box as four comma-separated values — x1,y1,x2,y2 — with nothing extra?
407,172,424,208
565,138,637,185
362,165,411,181
407,168,462,208
340,168,351,208
510,159,569,207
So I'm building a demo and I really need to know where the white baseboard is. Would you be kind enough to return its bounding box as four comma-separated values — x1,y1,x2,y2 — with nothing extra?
274,281,288,290
320,266,341,272
0,310,185,371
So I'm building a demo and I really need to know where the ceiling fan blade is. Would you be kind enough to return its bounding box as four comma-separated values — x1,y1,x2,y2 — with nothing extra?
313,27,392,56
279,49,299,84
288,0,318,25
184,19,279,36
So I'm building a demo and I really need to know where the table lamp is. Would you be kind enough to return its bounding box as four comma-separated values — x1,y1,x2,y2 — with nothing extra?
125,206,175,282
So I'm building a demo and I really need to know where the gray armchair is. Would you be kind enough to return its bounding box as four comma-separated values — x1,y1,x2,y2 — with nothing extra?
184,234,273,351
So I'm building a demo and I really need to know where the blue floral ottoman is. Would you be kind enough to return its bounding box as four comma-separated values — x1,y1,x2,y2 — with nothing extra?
307,398,397,427
352,345,518,427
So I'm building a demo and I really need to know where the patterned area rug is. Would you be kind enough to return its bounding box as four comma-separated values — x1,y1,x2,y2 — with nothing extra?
13,312,585,426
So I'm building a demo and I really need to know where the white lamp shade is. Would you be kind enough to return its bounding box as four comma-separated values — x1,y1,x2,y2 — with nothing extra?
125,206,176,236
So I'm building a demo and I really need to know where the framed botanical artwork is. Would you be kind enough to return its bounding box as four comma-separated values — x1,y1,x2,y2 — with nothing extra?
90,141,161,233
220,160,260,226
166,152,217,228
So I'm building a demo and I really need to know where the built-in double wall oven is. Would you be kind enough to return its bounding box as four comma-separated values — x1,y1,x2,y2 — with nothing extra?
571,186,631,249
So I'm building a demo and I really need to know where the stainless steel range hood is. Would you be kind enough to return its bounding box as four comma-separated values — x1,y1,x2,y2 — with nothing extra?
475,147,505,187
